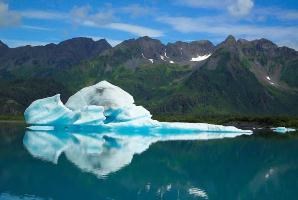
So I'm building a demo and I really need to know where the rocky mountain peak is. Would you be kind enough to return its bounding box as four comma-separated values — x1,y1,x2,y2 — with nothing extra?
222,35,237,45
253,38,278,50
0,40,9,55
0,40,8,49
58,37,111,49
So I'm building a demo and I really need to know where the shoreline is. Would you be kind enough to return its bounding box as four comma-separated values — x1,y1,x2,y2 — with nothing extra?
0,120,25,124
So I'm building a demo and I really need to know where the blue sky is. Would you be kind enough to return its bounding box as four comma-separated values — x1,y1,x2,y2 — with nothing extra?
0,0,297,49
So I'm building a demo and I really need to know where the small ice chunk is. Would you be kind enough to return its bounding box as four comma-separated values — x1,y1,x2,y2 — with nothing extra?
188,187,208,199
148,59,154,63
272,127,296,133
169,60,174,64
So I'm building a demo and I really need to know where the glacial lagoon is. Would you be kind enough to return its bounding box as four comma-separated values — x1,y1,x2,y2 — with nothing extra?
1,123,298,200
2,81,297,199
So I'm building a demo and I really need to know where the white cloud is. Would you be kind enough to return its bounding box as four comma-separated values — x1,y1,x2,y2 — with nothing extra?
0,2,21,27
21,25,54,31
20,10,67,20
281,11,298,21
107,23,163,37
177,0,229,8
252,7,298,21
177,0,254,16
18,5,163,37
158,16,298,49
120,4,152,17
228,0,254,16
70,5,114,26
69,6,163,37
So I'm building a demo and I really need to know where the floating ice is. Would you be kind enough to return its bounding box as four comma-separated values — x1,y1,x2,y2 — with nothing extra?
272,127,296,133
24,80,251,134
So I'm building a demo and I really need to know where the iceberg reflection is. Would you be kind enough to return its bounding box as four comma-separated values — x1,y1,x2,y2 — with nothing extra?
23,128,248,178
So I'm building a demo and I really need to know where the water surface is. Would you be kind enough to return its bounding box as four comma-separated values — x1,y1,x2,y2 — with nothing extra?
0,123,298,200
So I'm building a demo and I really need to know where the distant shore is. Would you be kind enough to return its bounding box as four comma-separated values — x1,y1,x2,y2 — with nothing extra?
0,115,24,124
154,115,298,129
0,120,25,124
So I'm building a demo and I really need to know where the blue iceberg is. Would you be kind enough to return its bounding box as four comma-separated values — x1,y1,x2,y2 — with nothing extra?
24,81,252,134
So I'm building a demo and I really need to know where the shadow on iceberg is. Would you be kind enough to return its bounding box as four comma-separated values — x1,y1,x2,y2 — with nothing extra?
23,128,249,178
24,80,252,134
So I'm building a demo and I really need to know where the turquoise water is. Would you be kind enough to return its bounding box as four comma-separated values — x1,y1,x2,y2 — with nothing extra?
1,123,298,200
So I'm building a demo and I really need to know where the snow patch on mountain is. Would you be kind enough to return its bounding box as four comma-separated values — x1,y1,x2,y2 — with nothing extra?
190,54,211,62
164,49,169,58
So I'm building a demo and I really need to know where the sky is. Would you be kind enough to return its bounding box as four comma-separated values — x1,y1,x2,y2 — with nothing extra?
0,0,297,49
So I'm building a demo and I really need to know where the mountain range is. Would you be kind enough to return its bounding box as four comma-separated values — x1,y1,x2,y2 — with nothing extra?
0,35,297,118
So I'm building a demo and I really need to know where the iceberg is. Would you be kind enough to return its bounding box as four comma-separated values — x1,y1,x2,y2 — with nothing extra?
23,81,254,177
272,127,296,133
24,80,252,134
